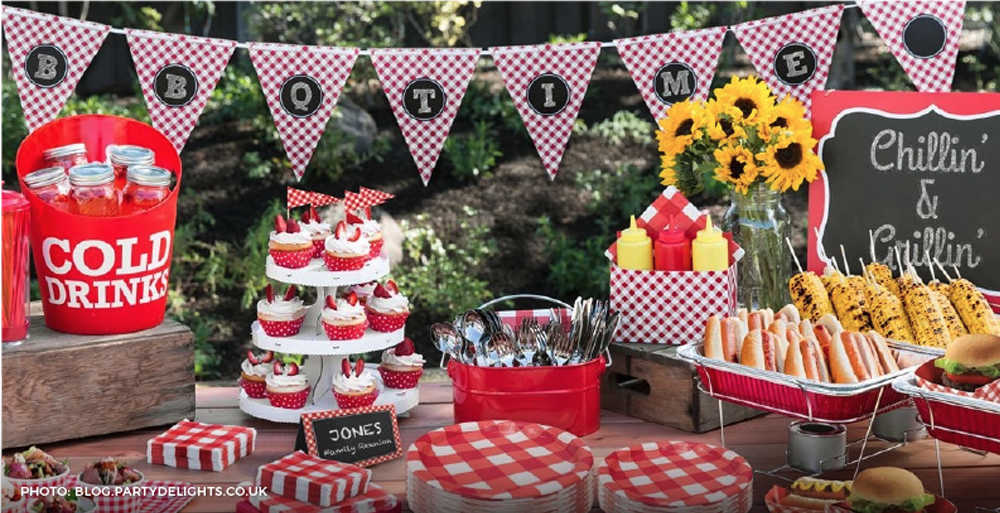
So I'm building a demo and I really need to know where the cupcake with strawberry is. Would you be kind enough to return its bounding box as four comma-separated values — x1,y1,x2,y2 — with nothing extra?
324,221,371,272
240,350,274,399
333,358,380,409
299,205,331,258
379,338,424,389
257,284,306,337
269,214,314,269
366,280,409,332
321,293,368,340
344,282,377,305
346,211,384,258
266,361,309,409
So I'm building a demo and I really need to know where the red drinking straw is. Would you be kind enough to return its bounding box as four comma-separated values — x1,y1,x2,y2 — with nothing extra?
2,187,31,342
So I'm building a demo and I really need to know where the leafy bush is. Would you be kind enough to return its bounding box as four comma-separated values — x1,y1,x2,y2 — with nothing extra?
583,110,653,145
548,33,588,44
444,121,502,180
537,216,612,299
460,80,526,137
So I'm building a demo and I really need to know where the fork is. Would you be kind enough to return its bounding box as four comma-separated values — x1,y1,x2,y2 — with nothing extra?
491,331,518,367
515,319,538,366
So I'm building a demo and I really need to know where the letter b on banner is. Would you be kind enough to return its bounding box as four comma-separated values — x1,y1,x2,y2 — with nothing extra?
25,44,68,88
154,64,199,107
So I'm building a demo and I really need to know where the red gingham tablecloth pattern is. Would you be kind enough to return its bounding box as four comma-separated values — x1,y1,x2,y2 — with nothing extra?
126,29,236,151
256,452,371,507
147,419,256,471
598,441,753,508
614,27,728,122
491,42,601,180
249,483,398,513
858,0,965,93
1,7,109,131
248,42,359,181
406,420,594,500
138,480,197,513
496,308,572,331
370,49,480,186
732,5,845,115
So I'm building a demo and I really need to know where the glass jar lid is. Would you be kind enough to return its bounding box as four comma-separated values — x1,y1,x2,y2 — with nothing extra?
42,143,88,160
23,167,68,189
108,145,155,166
126,165,172,187
69,163,114,186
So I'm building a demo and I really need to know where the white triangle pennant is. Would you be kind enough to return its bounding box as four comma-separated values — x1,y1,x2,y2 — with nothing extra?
370,48,480,186
248,43,359,181
126,29,236,151
859,0,965,93
733,5,845,115
1,7,110,131
615,27,728,121
491,42,601,180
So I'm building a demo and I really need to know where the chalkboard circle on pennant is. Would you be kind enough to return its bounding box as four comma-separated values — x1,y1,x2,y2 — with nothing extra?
24,44,68,88
279,75,324,118
903,14,948,59
773,42,817,86
527,73,570,116
652,62,698,105
153,64,199,108
402,78,446,121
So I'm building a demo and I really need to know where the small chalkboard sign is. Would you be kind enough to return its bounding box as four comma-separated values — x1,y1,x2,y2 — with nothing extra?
295,404,402,467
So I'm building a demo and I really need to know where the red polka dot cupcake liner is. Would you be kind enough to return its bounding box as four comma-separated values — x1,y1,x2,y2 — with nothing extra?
334,389,379,410
323,251,369,272
378,366,422,389
240,377,267,398
267,387,310,409
368,238,384,258
258,315,306,337
322,319,369,340
367,310,408,332
310,238,326,258
270,247,314,269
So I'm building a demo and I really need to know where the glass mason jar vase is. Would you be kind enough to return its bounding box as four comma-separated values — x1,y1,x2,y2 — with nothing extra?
722,183,792,310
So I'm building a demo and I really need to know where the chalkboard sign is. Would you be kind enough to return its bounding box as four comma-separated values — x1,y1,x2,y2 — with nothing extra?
295,405,402,467
809,91,1000,306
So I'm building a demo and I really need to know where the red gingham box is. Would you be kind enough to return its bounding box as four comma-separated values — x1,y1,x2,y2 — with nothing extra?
147,419,256,472
256,452,372,507
249,483,398,513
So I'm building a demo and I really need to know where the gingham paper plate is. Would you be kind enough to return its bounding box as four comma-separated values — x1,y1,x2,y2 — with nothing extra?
600,481,752,513
598,442,752,508
406,420,593,501
407,471,594,513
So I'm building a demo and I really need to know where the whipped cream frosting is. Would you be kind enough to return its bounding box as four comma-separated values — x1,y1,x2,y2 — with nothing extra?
257,296,305,318
241,360,271,377
382,348,425,368
368,292,409,314
349,218,381,237
323,299,366,323
347,282,377,299
2,477,14,501
333,368,377,392
266,372,308,389
270,230,312,245
301,219,331,237
325,233,370,255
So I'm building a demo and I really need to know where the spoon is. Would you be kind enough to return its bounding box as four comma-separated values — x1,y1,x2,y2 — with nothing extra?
431,323,462,367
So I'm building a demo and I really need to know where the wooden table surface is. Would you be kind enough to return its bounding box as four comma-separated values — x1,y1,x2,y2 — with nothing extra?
24,383,1000,512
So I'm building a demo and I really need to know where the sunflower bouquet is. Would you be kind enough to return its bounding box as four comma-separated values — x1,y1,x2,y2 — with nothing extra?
656,75,824,196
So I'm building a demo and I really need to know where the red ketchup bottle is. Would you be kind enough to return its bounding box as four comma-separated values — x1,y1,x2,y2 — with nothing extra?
654,217,692,271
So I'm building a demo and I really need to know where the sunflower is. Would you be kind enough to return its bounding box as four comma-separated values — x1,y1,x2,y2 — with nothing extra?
713,144,760,193
656,100,706,157
759,132,824,192
761,96,811,141
713,75,775,125
659,160,678,186
705,101,747,142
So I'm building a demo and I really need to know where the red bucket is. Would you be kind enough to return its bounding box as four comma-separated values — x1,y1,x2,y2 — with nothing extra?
15,115,182,335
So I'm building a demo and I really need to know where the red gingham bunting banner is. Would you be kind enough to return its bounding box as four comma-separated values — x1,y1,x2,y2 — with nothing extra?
249,43,359,181
126,29,237,151
1,7,110,131
859,0,965,93
733,5,845,115
370,48,480,186
614,27,728,121
492,42,602,180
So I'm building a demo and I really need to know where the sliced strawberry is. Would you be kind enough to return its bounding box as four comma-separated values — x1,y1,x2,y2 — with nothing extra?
354,358,365,377
385,280,399,294
284,285,298,301
335,221,347,238
247,350,260,365
300,208,311,223
285,362,300,376
326,295,338,309
365,207,372,219
275,215,287,233
373,284,392,299
265,284,275,303
346,212,364,225
395,338,415,356
261,351,275,363
345,291,359,306
347,227,362,242
309,205,320,223
273,361,283,376
342,358,352,377
286,218,302,233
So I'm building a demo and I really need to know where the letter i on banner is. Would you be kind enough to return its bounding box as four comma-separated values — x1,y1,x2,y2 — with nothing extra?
249,43,359,181
614,27,728,122
492,42,601,180
127,30,237,151
858,0,965,93
1,7,110,131
370,49,480,186
732,5,844,116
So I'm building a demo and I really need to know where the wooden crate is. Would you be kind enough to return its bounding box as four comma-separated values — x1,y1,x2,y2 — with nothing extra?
2,311,195,449
601,342,765,433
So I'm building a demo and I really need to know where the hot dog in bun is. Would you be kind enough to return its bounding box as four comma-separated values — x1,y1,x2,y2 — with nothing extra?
778,477,852,511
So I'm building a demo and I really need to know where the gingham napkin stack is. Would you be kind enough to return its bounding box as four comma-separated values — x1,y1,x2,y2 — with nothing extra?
147,419,256,472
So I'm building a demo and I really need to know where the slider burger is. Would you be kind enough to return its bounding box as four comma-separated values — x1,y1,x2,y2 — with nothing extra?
778,477,851,511
846,467,935,513
934,333,1000,392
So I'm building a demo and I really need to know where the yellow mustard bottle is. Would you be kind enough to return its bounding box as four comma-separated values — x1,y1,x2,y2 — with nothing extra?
617,215,653,270
692,216,729,271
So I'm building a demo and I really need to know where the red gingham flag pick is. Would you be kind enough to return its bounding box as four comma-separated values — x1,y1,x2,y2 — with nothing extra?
313,192,341,207
732,5,845,115
288,187,316,209
859,0,965,93
126,29,237,151
357,187,394,208
1,7,110,131
614,27,728,121
249,43,359,181
492,42,602,180
343,190,363,214
370,48,479,186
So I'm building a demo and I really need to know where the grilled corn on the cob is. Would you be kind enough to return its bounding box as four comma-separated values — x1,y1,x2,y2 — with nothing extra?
830,279,874,332
927,282,967,340
867,283,915,343
901,281,951,348
948,279,1000,335
866,262,902,299
789,272,836,322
